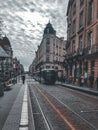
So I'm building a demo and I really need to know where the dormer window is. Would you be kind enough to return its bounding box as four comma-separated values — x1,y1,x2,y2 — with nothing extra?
44,22,56,35
46,38,50,44
47,28,49,34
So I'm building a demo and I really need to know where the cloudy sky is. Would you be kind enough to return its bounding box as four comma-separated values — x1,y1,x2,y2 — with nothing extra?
0,0,69,71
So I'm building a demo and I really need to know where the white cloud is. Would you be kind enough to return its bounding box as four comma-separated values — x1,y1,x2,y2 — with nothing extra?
0,0,69,71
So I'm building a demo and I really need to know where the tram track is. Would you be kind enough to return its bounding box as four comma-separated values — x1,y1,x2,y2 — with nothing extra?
29,84,53,130
36,85,97,130
28,82,97,130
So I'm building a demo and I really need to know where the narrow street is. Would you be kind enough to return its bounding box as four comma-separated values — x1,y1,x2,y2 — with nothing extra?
0,76,98,130
28,77,98,130
0,0,98,130
0,75,98,130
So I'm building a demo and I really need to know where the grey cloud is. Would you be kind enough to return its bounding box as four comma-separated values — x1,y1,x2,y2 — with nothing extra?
0,0,68,70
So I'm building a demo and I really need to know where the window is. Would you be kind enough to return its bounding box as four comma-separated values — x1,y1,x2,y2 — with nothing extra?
46,38,50,44
46,66,50,69
80,0,84,7
73,3,76,15
91,60,95,75
79,35,83,50
79,11,84,27
88,0,93,25
56,45,58,48
84,61,88,71
46,46,50,53
46,55,50,62
55,66,58,70
46,38,50,53
72,40,75,53
72,20,76,34
47,28,49,34
88,31,93,49
56,57,58,61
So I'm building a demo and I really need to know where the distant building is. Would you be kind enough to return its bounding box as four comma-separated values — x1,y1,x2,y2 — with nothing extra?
65,0,98,88
31,22,66,78
13,57,24,77
0,36,13,81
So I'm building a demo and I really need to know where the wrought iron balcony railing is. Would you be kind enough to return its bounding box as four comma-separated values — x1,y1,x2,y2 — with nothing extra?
84,43,98,55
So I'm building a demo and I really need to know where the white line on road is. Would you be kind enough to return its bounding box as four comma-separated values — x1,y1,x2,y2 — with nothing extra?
19,84,28,130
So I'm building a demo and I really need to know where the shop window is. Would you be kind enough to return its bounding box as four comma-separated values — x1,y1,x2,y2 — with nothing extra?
91,60,95,75
84,62,88,71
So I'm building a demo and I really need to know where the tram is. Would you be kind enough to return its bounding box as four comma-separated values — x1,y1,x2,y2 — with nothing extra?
41,69,57,84
33,68,57,84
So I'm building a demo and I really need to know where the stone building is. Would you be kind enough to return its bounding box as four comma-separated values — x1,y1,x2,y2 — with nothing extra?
31,22,66,78
65,0,98,88
0,36,13,81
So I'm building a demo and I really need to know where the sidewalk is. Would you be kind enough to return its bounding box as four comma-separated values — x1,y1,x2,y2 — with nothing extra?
56,82,98,96
2,80,35,130
2,83,25,130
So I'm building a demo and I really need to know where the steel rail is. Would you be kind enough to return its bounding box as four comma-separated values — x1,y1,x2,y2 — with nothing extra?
28,84,35,130
31,87,53,130
36,85,97,130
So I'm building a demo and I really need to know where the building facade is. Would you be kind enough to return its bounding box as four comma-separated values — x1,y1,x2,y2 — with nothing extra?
65,0,98,88
0,36,24,83
30,22,66,78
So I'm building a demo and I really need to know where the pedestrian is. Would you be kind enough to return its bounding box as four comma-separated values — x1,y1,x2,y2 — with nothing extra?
80,74,84,87
89,74,94,88
21,75,25,84
96,77,98,90
84,71,88,86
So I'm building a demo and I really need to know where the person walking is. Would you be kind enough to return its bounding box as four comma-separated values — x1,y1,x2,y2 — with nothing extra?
96,77,98,90
89,74,94,88
84,71,88,86
21,75,25,84
80,74,84,87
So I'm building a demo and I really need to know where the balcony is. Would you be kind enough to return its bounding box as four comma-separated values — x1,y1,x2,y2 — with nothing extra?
77,48,85,56
84,43,98,55
65,50,78,61
92,43,98,53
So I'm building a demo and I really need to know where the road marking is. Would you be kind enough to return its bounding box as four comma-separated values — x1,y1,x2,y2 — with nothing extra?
19,84,28,130
81,110,98,113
